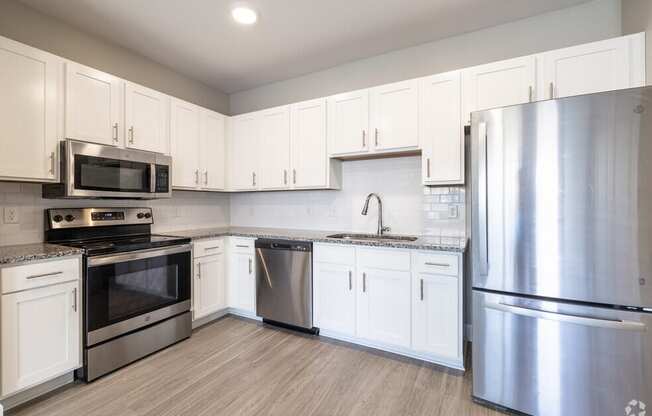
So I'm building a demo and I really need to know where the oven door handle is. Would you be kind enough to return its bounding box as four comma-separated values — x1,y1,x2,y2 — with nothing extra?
88,244,191,267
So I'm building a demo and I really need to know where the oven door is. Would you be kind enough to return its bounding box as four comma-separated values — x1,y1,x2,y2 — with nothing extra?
85,245,191,346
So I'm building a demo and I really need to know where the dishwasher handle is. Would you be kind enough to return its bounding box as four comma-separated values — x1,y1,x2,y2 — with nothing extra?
255,238,312,252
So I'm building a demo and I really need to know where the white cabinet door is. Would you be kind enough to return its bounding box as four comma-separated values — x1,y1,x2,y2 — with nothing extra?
2,281,80,397
327,89,369,156
412,272,460,360
370,79,418,152
419,71,464,185
199,110,226,191
462,56,536,124
540,34,645,100
65,61,122,146
230,113,260,191
0,37,60,182
231,252,256,314
124,81,169,154
259,106,291,190
313,262,356,336
356,268,411,348
193,254,226,320
170,98,201,189
290,98,328,189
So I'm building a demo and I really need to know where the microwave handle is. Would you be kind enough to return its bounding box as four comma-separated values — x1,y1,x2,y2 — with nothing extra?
150,163,156,193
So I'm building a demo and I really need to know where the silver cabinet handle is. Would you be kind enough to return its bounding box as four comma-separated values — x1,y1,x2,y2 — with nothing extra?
235,245,250,248
248,258,252,274
528,86,533,102
252,172,256,187
72,287,78,312
204,246,220,250
348,270,352,291
27,271,62,280
129,126,135,144
292,169,296,185
426,158,431,178
204,170,208,186
486,301,646,331
420,279,424,301
424,262,450,268
549,82,554,100
112,123,119,143
195,169,199,184
374,128,379,146
284,169,288,185
362,130,366,147
477,122,489,276
197,262,201,279
49,151,56,175
362,272,366,292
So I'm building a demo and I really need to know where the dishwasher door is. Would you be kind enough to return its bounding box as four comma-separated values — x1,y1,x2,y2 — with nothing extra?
255,239,313,330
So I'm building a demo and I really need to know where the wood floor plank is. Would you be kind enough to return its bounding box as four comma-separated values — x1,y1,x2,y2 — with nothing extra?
8,316,499,416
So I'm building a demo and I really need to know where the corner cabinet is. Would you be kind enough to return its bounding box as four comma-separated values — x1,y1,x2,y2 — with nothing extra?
229,113,260,191
192,238,227,320
227,238,257,317
313,243,464,370
1,257,81,398
0,36,61,183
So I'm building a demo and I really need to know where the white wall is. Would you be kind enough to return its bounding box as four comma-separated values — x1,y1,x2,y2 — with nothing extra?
229,0,622,114
230,157,465,237
0,182,230,245
622,0,652,83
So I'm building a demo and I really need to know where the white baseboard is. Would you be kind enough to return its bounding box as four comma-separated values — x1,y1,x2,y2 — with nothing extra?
192,308,229,329
0,372,74,411
227,308,262,321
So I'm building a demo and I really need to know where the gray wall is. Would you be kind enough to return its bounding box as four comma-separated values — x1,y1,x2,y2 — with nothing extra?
229,0,622,115
622,0,652,84
0,0,229,114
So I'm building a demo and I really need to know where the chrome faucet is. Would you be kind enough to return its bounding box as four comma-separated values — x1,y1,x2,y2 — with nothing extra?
361,193,391,235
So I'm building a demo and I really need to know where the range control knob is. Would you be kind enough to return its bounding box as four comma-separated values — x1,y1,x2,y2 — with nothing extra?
144,212,152,219
137,213,145,219
52,214,63,223
64,215,75,222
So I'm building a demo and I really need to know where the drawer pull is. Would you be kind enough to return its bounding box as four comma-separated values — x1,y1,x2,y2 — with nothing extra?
26,271,63,280
424,262,450,268
204,246,220,250
236,245,250,248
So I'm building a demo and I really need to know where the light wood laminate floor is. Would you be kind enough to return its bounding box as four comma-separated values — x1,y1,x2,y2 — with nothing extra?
9,316,503,416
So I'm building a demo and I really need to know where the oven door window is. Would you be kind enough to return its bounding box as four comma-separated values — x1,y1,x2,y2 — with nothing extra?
74,154,151,193
86,251,191,332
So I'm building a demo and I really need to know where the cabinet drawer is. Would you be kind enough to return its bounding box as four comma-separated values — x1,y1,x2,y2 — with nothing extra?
357,247,411,271
194,238,224,258
414,252,459,276
314,244,355,265
230,237,255,253
1,257,80,294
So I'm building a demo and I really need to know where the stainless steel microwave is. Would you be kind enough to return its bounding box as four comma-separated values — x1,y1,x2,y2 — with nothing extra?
43,140,172,199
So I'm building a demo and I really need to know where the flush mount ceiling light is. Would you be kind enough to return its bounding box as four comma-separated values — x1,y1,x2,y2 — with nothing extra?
232,6,258,25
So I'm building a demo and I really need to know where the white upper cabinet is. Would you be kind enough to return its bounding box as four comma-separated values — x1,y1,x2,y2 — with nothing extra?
199,110,226,191
419,71,464,185
259,106,291,190
65,61,123,146
0,36,61,182
170,98,201,189
539,33,646,100
230,113,260,191
462,56,536,124
327,89,369,156
290,98,328,189
124,81,170,154
369,79,419,152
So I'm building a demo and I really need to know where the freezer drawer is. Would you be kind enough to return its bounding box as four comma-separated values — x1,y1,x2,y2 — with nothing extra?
473,290,652,416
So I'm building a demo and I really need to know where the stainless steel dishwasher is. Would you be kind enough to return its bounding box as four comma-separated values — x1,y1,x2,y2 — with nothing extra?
255,239,316,333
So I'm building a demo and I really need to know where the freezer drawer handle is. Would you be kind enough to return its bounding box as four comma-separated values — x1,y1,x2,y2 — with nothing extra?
486,302,646,332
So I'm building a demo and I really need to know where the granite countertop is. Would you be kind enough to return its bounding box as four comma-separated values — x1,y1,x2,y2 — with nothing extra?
166,226,467,252
0,243,84,265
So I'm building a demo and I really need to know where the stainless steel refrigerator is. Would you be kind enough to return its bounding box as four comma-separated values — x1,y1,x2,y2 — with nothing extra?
471,86,652,416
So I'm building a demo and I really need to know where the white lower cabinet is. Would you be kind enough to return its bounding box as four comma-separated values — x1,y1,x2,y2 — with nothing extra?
228,238,256,316
314,244,464,370
1,257,81,398
193,239,226,320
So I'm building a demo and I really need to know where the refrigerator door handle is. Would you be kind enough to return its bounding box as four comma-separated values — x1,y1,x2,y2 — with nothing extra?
477,121,489,276
486,301,646,332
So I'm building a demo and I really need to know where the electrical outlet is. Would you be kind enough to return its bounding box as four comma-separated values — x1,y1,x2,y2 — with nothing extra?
3,207,19,224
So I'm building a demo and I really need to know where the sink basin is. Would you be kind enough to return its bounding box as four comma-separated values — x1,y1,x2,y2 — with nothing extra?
326,233,418,242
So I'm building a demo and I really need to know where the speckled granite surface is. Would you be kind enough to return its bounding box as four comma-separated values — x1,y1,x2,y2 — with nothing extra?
166,226,467,252
0,243,83,265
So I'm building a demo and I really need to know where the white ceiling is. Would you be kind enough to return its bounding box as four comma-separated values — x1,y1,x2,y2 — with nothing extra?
21,0,591,94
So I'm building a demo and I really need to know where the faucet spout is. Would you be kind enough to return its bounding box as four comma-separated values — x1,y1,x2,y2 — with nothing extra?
361,193,390,235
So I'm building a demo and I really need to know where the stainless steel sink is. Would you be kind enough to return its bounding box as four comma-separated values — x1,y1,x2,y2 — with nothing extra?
326,233,418,242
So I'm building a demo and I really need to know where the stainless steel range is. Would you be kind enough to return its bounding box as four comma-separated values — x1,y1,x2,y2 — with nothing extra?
45,207,192,381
